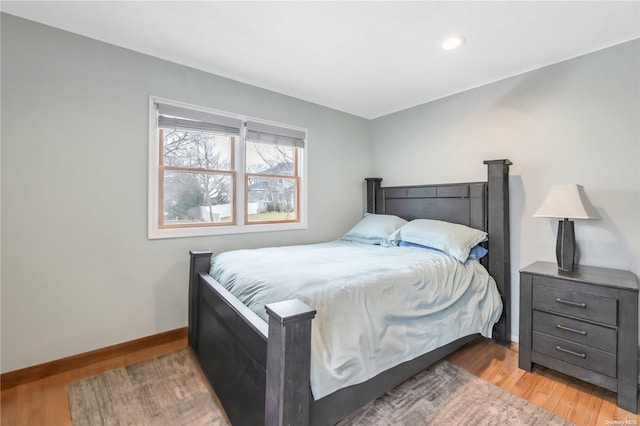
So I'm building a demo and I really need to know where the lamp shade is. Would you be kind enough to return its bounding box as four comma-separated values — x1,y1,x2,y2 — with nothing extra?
533,184,599,220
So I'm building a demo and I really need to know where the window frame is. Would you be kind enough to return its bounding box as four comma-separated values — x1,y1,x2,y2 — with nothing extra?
148,96,308,239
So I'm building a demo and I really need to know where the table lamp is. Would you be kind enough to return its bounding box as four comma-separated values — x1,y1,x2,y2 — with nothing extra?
533,184,599,272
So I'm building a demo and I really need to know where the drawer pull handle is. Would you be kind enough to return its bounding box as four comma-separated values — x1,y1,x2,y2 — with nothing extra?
556,324,587,335
555,345,586,358
556,298,586,308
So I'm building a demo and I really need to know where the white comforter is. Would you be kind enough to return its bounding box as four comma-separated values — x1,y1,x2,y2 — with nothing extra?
210,240,502,399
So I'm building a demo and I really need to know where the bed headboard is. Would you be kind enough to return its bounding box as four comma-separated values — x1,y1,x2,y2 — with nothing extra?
365,159,512,345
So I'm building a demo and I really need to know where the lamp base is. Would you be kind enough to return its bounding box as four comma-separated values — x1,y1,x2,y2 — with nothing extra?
556,219,576,272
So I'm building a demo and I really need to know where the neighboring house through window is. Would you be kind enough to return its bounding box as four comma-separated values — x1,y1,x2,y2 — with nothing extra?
148,97,307,239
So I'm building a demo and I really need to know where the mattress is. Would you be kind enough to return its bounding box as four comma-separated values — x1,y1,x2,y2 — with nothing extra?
210,240,502,399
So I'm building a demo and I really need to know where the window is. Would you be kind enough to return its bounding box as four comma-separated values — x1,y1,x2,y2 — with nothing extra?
149,97,307,239
245,121,303,224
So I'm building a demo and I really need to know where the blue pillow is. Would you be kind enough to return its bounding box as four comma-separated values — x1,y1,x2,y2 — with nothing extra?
469,245,489,260
342,214,407,246
390,219,488,262
398,240,488,260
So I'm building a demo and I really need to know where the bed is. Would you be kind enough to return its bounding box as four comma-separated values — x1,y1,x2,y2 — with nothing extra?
188,159,512,426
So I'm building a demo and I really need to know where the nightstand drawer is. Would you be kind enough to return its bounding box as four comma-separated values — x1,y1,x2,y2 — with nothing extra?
533,331,617,378
532,311,617,353
532,277,617,326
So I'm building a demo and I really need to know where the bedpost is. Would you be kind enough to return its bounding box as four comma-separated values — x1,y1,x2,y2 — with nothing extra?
265,300,317,426
188,250,213,350
483,159,512,346
365,177,383,213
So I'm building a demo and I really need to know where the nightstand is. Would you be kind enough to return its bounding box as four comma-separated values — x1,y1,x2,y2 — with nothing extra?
519,261,639,413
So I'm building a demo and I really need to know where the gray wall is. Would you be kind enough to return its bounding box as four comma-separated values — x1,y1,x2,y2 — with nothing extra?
0,14,370,372
2,13,639,372
369,40,640,341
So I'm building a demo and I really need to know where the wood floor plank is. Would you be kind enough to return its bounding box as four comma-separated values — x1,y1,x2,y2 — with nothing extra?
15,380,45,426
538,378,567,414
526,374,555,406
0,387,19,426
42,377,72,426
563,382,596,425
509,367,538,398
579,390,604,426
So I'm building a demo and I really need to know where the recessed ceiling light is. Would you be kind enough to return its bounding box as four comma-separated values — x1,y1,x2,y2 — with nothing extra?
441,35,465,50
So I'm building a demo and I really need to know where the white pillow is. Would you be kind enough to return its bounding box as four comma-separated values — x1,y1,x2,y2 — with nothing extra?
391,219,487,262
342,214,407,246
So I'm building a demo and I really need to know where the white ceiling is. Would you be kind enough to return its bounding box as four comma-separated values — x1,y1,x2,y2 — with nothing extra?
3,1,639,119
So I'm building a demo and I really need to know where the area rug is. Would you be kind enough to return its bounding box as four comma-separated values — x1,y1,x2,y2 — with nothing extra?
67,349,229,425
336,361,571,425
67,349,571,425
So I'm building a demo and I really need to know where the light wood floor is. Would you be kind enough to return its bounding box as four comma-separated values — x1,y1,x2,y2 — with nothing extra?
447,339,639,425
1,337,187,425
2,337,638,425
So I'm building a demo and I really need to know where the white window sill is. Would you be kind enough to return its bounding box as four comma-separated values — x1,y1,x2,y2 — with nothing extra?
148,221,308,239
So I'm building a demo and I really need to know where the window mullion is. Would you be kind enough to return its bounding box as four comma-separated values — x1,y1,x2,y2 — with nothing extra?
236,126,246,225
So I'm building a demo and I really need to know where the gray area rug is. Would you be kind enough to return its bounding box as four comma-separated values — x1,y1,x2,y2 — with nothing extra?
68,348,571,425
67,349,229,426
337,361,572,426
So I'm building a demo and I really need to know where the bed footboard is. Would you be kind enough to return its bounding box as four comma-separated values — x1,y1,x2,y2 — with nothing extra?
188,251,316,426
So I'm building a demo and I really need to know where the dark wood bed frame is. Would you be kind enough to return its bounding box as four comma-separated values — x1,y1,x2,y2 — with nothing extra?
188,159,512,426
